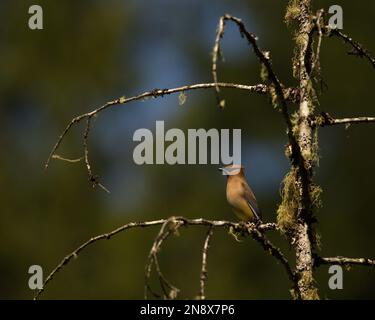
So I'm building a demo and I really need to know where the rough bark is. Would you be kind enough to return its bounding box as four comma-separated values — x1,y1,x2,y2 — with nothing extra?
293,0,319,300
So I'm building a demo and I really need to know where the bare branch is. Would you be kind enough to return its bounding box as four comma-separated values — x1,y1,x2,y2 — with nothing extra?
83,116,93,178
211,18,317,299
311,9,324,74
211,14,305,172
45,115,86,170
250,228,299,298
145,218,182,299
45,82,270,171
212,16,226,108
83,116,110,193
326,28,375,69
51,154,83,163
315,256,375,268
33,217,276,300
212,15,288,107
45,78,300,192
326,117,375,126
313,112,375,127
198,226,214,300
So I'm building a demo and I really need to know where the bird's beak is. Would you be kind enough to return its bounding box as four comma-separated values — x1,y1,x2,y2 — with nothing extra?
218,167,227,176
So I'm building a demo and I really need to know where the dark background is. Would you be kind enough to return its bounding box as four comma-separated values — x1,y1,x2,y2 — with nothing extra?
1,0,374,299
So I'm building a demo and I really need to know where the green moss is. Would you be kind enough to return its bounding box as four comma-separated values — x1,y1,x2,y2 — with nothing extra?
308,80,319,107
309,183,322,250
277,166,322,235
178,91,187,106
260,62,268,82
260,63,280,111
314,230,322,250
311,128,320,166
300,271,320,300
290,111,300,136
290,288,299,300
285,0,300,26
310,184,322,209
269,85,279,109
277,167,300,233
219,99,226,109
295,33,308,48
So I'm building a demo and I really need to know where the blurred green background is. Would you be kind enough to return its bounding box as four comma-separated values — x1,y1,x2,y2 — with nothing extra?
1,0,374,299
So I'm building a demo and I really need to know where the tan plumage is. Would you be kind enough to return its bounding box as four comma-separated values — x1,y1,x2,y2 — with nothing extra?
220,165,261,222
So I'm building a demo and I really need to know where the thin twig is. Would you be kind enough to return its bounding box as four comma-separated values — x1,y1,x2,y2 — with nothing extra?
211,15,304,171
313,112,375,127
83,117,93,178
144,218,182,299
45,82,274,171
46,81,293,192
51,154,83,163
33,217,276,300
199,226,214,300
311,9,324,74
83,116,110,193
327,117,375,125
327,28,375,69
315,256,375,267
212,16,226,108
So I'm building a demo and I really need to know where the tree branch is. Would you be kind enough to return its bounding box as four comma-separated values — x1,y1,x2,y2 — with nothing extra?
293,0,319,300
310,9,324,75
327,28,375,69
33,217,276,300
144,218,182,299
210,17,319,301
45,82,269,170
249,228,299,298
45,79,299,193
315,256,375,268
313,112,375,127
212,15,308,183
198,226,214,300
83,116,110,193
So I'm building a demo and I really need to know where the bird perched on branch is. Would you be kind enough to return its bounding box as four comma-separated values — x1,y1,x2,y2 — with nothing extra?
219,164,262,222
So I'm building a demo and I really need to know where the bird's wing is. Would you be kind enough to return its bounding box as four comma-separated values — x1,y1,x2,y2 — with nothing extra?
242,182,262,221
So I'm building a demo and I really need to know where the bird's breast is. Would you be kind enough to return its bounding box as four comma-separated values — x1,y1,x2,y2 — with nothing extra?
225,178,256,221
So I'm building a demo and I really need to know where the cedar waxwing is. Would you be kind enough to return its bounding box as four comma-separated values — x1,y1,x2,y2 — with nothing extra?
219,165,262,222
